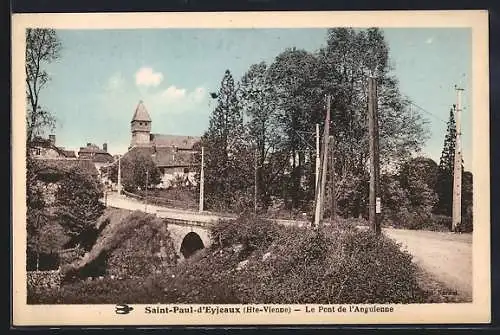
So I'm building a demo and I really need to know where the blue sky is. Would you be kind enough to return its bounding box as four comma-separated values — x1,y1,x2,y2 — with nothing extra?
41,28,472,169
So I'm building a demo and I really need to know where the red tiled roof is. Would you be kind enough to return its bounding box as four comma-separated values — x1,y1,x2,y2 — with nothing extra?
123,146,196,168
62,150,77,158
150,133,200,150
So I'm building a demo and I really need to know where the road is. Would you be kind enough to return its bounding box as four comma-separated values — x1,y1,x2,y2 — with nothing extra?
104,191,473,300
383,227,472,300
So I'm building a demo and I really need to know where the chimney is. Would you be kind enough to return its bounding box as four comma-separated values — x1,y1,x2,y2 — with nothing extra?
49,134,56,146
103,143,108,152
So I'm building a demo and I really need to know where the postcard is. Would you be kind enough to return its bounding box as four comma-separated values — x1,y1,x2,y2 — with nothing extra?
12,10,490,326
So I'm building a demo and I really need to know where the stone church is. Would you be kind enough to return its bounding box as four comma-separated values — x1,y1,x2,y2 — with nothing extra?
122,101,200,188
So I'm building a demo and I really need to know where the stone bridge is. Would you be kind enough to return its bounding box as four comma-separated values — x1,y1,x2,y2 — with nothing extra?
155,210,310,260
158,215,214,260
105,192,309,260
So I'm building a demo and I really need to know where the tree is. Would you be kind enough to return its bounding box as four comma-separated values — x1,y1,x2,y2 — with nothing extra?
25,28,62,143
436,107,457,215
199,70,253,211
267,48,322,210
399,157,439,215
239,62,285,210
109,151,161,192
316,28,429,217
55,167,105,250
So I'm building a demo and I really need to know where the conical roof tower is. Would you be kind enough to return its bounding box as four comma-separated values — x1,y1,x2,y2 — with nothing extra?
130,100,152,147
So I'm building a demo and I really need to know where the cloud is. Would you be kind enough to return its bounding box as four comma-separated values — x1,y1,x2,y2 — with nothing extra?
425,37,434,44
135,67,164,87
105,72,125,92
161,85,187,100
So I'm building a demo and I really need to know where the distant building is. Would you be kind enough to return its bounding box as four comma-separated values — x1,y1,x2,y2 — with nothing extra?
123,101,200,188
78,142,114,178
30,135,77,159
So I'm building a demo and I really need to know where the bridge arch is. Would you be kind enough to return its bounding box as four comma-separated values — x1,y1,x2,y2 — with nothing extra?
165,222,212,261
180,232,205,258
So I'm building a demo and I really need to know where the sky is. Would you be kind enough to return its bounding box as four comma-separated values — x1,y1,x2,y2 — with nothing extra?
40,28,472,169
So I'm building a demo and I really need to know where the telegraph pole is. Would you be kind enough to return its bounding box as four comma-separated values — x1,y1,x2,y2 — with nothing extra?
199,146,205,212
117,154,122,195
368,77,381,235
315,123,320,194
314,95,331,228
452,86,464,232
145,170,149,212
329,134,336,220
254,147,258,214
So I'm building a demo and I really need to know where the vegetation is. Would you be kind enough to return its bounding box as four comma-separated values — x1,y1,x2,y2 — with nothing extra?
29,215,463,304
108,151,161,193
27,161,105,270
25,28,62,143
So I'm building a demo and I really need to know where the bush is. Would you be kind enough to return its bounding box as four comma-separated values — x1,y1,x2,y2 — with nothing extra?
60,210,177,281
236,225,424,304
32,216,427,304
210,214,280,254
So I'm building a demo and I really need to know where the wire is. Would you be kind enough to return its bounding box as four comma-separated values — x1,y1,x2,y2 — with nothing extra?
407,100,448,124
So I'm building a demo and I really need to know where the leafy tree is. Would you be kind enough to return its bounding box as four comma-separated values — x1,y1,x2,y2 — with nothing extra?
25,28,62,143
55,167,105,250
198,70,253,211
109,151,161,192
316,28,429,217
267,48,322,209
239,62,285,210
399,157,439,215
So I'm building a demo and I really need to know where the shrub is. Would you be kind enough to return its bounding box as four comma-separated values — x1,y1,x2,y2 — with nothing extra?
33,216,427,304
60,210,177,281
236,225,424,304
210,214,280,254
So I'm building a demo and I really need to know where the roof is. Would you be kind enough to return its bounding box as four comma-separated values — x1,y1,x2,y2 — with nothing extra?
30,138,75,158
61,149,77,158
36,158,98,177
124,146,196,168
131,101,151,122
78,144,114,163
150,134,200,150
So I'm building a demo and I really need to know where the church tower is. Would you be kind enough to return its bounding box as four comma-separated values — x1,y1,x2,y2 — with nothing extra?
130,100,152,147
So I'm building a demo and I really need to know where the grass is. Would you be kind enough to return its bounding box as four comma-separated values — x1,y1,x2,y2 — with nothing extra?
29,215,457,305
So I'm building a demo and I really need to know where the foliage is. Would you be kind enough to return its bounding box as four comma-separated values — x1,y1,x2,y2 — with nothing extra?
61,210,177,281
55,167,105,250
25,28,62,143
399,157,438,216
197,70,254,211
436,108,457,215
210,215,281,255
109,151,161,192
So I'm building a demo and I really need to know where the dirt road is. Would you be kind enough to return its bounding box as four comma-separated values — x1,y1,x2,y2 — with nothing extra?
383,227,472,300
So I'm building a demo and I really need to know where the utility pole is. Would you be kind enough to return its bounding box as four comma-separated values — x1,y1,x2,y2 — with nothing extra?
315,123,320,194
314,95,331,228
452,86,464,232
254,147,258,214
199,146,205,213
329,134,336,220
145,170,149,212
368,77,381,235
117,154,122,195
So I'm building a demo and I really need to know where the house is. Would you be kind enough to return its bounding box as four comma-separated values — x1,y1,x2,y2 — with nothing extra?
30,135,77,159
122,101,200,188
78,142,114,179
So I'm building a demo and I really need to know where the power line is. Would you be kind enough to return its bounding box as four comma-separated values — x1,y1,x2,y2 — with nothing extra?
406,99,448,124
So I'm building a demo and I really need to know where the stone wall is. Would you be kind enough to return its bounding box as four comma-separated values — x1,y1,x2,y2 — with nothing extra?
27,270,62,290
